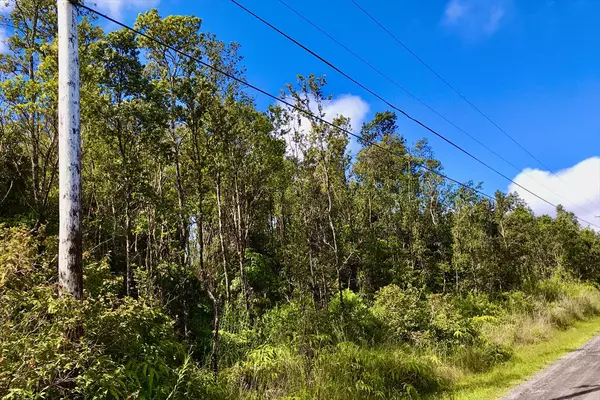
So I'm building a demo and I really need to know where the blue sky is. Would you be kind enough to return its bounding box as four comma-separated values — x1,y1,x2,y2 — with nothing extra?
30,0,600,223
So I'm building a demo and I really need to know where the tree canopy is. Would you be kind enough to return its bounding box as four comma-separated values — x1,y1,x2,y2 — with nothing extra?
1,2,600,398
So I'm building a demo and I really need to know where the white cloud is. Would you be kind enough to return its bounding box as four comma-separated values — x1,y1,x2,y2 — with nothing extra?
280,94,370,159
0,1,13,53
0,27,8,53
0,1,14,14
443,0,511,37
320,94,370,133
97,0,159,18
508,157,600,230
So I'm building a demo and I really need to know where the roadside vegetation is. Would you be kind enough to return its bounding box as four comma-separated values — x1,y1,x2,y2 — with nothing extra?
3,225,600,399
451,315,600,400
1,1,600,399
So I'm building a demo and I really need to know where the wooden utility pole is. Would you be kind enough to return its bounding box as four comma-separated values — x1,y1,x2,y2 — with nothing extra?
57,0,83,300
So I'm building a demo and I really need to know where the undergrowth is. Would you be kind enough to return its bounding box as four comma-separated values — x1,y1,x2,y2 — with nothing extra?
216,282,600,399
2,225,600,399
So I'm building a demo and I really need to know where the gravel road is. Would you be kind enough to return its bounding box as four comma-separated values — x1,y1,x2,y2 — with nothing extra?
501,333,600,400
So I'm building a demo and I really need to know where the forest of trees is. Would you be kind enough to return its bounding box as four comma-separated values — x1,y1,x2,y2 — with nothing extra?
2,1,600,399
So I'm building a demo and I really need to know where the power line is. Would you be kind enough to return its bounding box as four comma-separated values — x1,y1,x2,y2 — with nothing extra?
228,0,600,226
349,0,599,208
275,0,594,217
77,3,600,230
77,3,492,202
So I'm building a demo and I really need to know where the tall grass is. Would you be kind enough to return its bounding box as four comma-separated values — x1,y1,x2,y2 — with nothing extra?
481,281,600,348
217,280,600,399
224,342,448,399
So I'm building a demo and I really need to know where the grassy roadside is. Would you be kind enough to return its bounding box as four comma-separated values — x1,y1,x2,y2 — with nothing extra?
216,281,600,399
447,315,600,400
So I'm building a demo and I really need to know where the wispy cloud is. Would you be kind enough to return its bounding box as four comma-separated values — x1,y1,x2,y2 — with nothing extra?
0,2,13,53
445,0,469,22
486,5,506,34
97,0,160,18
508,157,600,231
443,0,512,38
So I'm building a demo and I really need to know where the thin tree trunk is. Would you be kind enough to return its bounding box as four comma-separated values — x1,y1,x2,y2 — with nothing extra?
303,213,317,300
146,210,151,272
174,150,188,265
324,164,342,306
216,172,230,301
29,7,42,229
125,202,132,296
233,176,249,312
111,202,117,262
206,289,220,376
169,76,188,267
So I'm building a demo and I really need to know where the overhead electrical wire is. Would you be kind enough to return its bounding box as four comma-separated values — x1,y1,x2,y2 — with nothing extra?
77,2,493,201
349,0,600,209
275,0,593,217
228,0,599,227
76,3,600,229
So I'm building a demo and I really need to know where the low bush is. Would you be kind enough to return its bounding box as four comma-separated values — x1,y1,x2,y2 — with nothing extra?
534,277,566,302
4,225,600,399
452,292,502,318
372,284,428,344
427,294,477,348
328,289,381,344
225,344,305,398
258,293,331,348
0,226,218,399
309,343,448,400
451,340,512,373
223,341,449,399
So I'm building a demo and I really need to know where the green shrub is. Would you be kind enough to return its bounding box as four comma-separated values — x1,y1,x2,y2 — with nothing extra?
534,277,567,302
245,250,283,314
4,223,600,399
309,342,448,399
427,294,476,347
0,226,218,399
0,287,217,399
84,255,122,297
218,329,257,369
328,289,381,344
452,292,502,318
0,224,37,289
225,344,305,398
451,340,512,373
572,288,600,316
259,293,331,348
222,342,448,399
548,305,573,329
371,284,428,344
502,290,532,313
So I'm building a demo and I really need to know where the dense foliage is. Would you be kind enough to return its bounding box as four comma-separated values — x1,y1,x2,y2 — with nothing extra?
1,1,600,398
